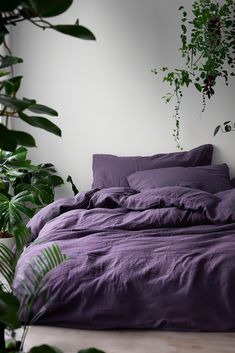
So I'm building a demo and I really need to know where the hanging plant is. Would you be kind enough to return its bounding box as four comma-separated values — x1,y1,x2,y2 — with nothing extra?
152,0,235,148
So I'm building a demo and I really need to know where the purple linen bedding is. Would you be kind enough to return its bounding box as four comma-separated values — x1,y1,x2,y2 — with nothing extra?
14,186,235,331
92,144,213,188
127,164,234,193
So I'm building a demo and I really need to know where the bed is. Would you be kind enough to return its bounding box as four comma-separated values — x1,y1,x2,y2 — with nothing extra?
13,144,235,331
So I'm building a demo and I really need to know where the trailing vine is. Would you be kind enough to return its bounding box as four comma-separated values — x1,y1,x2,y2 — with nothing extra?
153,0,235,148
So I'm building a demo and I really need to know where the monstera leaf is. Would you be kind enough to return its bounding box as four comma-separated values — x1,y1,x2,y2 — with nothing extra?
0,191,35,232
15,183,54,206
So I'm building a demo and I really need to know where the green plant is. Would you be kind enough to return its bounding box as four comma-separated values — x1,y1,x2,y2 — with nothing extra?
0,243,106,353
214,120,235,136
0,146,66,245
0,0,95,152
0,235,106,353
0,2,101,352
0,240,106,353
153,0,235,148
0,242,67,350
0,244,104,353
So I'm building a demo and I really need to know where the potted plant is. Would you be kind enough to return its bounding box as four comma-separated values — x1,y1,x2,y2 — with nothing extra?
0,232,15,250
153,0,235,148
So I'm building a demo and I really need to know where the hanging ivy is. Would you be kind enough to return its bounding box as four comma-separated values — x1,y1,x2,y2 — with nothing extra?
153,0,235,148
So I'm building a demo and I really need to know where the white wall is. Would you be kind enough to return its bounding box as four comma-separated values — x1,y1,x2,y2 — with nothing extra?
11,0,235,196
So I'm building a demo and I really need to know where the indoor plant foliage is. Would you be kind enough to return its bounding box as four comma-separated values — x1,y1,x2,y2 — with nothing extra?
0,146,65,249
0,1,99,352
152,0,235,148
0,240,105,353
0,0,95,152
0,156,101,349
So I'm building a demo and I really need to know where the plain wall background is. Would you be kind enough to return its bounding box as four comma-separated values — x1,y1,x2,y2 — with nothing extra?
11,0,235,196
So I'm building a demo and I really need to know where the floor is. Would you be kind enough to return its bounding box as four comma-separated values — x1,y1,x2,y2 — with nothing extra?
24,326,235,353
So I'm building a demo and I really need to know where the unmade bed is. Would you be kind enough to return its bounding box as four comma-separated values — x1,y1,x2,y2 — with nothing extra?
13,144,235,331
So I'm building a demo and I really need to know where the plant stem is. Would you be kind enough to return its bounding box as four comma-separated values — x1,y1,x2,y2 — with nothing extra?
193,52,203,66
27,18,50,30
2,38,16,129
20,325,29,351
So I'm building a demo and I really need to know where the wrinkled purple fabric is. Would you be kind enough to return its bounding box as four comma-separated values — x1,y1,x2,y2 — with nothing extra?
127,164,234,193
92,144,213,188
14,186,235,331
232,177,235,186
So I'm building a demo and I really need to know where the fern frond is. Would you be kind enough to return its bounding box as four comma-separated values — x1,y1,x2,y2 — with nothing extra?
0,243,16,288
20,243,69,321
13,223,30,254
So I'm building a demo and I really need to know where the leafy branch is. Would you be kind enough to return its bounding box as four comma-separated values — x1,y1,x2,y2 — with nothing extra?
0,0,96,151
153,0,235,148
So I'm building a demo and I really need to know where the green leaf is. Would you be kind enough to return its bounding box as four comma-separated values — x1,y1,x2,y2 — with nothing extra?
0,242,16,287
51,175,64,187
29,345,63,353
194,83,202,92
4,76,23,96
0,127,35,151
22,97,37,105
27,104,58,116
0,193,9,203
181,24,187,34
19,113,61,136
21,243,68,312
0,292,20,329
12,202,35,218
214,125,221,136
6,167,30,177
0,124,17,151
0,56,23,69
15,183,54,206
67,175,79,195
38,163,57,173
53,25,96,40
26,0,73,17
13,131,36,147
2,146,28,163
210,3,218,12
0,95,30,111
0,71,10,78
200,72,205,79
13,223,31,254
224,124,232,132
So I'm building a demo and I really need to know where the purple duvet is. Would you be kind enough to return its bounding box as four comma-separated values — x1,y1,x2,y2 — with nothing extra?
14,186,235,331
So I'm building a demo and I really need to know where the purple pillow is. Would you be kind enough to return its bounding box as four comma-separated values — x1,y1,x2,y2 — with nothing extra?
127,164,234,194
92,144,213,188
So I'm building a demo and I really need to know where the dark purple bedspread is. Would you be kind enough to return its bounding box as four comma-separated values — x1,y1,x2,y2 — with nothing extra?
14,186,235,331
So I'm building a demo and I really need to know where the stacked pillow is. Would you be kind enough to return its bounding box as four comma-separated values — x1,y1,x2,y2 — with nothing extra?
92,144,234,194
127,164,233,194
